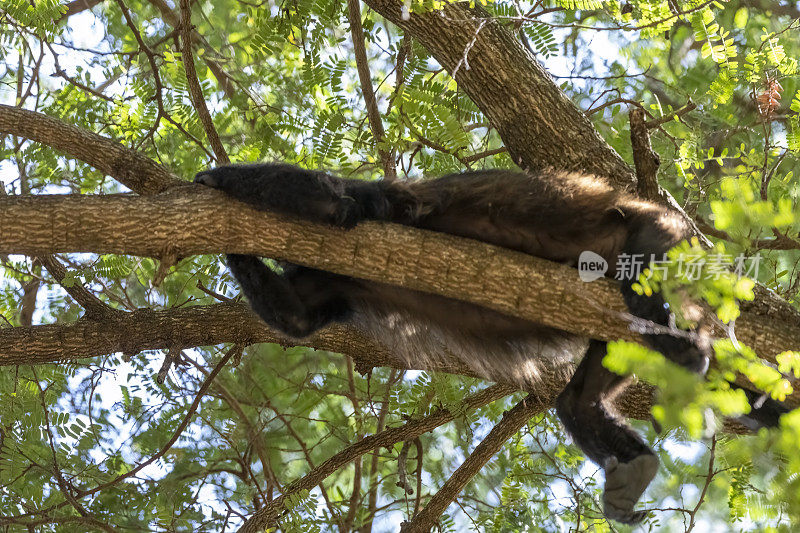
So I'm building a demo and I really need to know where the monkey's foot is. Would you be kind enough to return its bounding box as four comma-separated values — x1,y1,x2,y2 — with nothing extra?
602,454,659,524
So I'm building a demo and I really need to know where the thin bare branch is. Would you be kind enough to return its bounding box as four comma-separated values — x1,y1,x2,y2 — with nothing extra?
347,0,396,180
179,0,229,164
401,394,546,532
237,384,518,532
644,99,697,129
75,345,239,498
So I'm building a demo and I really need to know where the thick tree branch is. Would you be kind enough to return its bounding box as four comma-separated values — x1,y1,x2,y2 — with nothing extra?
0,191,648,346
0,104,181,194
0,300,657,421
0,191,797,380
361,0,635,189
1,191,797,361
0,301,407,368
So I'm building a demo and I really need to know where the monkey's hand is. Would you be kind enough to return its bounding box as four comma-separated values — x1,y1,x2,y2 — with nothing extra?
194,164,364,227
602,454,658,524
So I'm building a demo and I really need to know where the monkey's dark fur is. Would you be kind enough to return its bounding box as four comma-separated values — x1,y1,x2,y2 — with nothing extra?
195,163,788,524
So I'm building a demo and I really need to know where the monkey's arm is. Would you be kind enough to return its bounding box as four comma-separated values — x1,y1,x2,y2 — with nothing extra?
194,163,394,228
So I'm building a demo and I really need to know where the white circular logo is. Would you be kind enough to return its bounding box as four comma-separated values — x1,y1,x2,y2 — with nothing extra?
578,251,608,282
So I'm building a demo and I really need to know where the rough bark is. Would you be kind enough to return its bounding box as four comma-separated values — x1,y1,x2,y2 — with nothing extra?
4,4,794,529
629,107,661,201
361,0,636,189
1,70,795,378
0,300,657,420
1,191,797,371
0,301,437,372
0,104,181,194
0,191,657,347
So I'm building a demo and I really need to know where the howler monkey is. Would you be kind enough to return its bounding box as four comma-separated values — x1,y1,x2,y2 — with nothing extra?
194,163,788,524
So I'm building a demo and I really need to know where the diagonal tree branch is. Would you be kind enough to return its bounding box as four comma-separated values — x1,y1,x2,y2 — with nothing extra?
37,255,121,319
361,0,635,189
0,104,181,194
179,0,229,164
146,0,239,99
347,0,396,180
236,383,521,533
401,394,547,532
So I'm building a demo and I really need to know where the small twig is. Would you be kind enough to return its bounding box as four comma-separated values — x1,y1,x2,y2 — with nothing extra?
461,146,507,163
397,440,414,495
152,245,179,286
760,149,788,201
34,370,96,523
412,438,423,517
586,97,649,117
385,35,411,119
115,0,213,158
696,220,800,250
75,344,239,498
196,279,235,303
360,369,402,532
643,99,697,128
451,19,487,82
686,436,717,532
44,41,114,102
156,346,185,384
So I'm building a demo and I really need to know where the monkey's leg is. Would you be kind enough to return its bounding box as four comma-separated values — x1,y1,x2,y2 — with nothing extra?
226,254,353,338
194,163,393,228
556,340,658,524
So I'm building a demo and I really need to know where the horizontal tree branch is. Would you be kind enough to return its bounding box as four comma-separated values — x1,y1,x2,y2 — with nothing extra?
1,191,796,366
0,301,442,371
0,190,644,345
0,299,654,418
